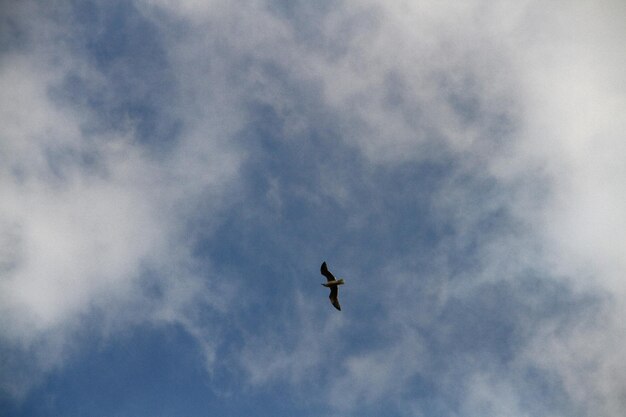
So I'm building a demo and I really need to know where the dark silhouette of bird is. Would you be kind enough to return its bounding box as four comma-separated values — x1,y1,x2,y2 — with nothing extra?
320,261,344,311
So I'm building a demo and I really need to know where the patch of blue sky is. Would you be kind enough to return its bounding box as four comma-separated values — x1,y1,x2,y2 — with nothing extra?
0,323,312,417
50,0,182,152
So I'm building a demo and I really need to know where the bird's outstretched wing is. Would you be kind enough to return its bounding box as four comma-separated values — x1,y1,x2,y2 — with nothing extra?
320,261,336,282
329,286,341,311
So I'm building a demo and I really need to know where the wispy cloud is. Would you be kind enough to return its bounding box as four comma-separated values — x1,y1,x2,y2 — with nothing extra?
1,0,625,415
0,0,241,397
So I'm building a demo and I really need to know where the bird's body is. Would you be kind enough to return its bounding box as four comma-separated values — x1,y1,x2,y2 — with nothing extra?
321,279,344,287
320,262,344,311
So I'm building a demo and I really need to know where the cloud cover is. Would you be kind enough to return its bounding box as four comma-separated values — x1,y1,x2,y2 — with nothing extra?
1,0,625,415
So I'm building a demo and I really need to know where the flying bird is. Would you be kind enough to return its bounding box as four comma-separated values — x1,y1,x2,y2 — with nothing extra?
320,261,344,311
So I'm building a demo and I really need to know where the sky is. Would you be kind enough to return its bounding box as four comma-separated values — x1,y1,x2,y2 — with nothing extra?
0,0,625,416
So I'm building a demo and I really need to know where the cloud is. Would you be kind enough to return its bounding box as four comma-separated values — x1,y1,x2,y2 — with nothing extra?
494,2,626,414
1,0,625,415
0,0,241,396
200,0,626,414
140,0,626,414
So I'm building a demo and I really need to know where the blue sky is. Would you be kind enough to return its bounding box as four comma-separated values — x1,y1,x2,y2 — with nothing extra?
1,0,625,416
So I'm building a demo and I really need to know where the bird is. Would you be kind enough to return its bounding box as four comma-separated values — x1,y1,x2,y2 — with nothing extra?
320,261,344,311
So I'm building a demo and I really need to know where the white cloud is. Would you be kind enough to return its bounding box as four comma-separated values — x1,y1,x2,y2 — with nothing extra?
2,0,625,414
327,330,426,412
0,0,242,395
498,2,626,414
206,0,626,414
